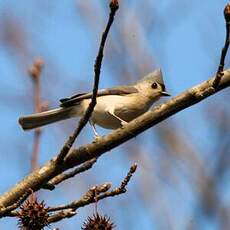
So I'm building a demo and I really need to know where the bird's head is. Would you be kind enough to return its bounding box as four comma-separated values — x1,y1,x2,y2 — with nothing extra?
135,69,170,99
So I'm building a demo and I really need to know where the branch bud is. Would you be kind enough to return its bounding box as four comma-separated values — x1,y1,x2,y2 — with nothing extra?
28,57,44,79
224,4,230,23
130,163,137,173
110,0,119,11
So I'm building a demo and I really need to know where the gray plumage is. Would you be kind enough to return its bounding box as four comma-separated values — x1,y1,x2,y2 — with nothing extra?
59,86,138,107
18,107,74,130
137,69,164,85
18,69,170,133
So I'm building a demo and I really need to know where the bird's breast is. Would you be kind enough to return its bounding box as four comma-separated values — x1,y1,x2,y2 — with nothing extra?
88,95,153,129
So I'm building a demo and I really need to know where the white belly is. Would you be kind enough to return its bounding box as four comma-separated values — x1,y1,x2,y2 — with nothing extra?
82,95,152,129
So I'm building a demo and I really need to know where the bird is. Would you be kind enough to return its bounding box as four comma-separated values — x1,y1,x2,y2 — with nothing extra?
19,69,170,137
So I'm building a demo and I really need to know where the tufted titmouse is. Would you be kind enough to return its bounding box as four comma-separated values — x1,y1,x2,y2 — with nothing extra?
19,69,170,136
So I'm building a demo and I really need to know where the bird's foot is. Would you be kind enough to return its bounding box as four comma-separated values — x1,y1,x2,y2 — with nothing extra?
92,134,101,142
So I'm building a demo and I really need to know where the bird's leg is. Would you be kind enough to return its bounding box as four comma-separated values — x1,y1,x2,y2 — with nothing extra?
89,120,100,138
107,109,136,138
107,109,128,126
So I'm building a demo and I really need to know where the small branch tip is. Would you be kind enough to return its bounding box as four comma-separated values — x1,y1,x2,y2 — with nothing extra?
130,163,138,173
224,4,230,22
213,4,230,88
28,57,44,79
110,0,119,11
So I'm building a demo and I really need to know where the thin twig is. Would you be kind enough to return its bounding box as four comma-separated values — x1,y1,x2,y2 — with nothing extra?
42,158,98,190
47,163,137,213
213,4,230,88
29,58,44,172
119,163,137,190
48,183,112,212
97,163,137,200
48,209,76,224
56,1,119,164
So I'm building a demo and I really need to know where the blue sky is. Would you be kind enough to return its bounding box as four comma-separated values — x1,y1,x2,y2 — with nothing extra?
0,0,229,229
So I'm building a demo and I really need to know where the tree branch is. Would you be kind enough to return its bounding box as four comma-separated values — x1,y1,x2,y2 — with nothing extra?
0,69,229,209
47,209,77,224
48,163,136,213
48,183,112,212
0,190,32,217
42,158,97,190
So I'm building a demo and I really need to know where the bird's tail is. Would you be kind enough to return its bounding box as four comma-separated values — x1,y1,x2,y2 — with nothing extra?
19,107,75,130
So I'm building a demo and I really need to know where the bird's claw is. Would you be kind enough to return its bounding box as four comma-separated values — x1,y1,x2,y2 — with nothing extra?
93,134,101,142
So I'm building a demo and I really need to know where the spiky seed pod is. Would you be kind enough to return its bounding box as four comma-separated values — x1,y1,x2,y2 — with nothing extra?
18,198,49,230
82,213,115,230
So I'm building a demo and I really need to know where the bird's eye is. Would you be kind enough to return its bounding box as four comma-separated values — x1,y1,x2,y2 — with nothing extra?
151,82,158,89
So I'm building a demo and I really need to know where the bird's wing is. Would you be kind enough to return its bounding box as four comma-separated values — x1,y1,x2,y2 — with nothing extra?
59,86,138,107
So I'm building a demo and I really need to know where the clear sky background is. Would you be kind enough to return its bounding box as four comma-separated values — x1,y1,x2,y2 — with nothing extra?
0,0,229,229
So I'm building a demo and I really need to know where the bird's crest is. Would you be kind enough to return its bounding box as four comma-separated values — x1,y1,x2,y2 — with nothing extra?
137,69,165,85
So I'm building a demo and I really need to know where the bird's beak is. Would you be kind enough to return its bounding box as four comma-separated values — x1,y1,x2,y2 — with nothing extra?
161,91,171,96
